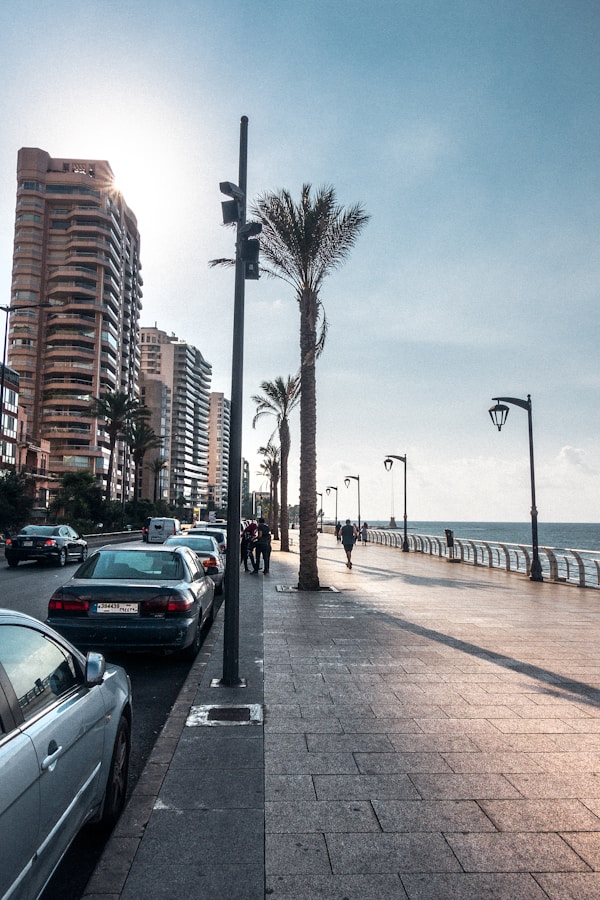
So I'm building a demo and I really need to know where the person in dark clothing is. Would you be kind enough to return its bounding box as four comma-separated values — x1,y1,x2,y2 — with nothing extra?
340,519,357,569
252,517,271,574
241,522,256,571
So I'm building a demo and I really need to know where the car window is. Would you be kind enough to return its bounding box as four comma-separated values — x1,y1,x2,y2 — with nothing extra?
0,625,82,722
78,550,184,580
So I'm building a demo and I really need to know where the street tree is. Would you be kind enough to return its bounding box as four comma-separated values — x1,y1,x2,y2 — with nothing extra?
252,375,299,552
125,418,163,514
257,441,280,539
89,390,140,501
252,185,369,589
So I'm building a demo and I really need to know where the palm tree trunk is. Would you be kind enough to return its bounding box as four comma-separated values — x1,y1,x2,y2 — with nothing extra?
279,419,291,551
298,288,320,590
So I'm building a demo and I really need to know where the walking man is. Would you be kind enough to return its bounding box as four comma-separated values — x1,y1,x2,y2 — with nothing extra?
340,519,357,569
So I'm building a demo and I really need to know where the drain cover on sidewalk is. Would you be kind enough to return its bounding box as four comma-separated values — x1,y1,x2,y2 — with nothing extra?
186,703,263,727
276,585,340,593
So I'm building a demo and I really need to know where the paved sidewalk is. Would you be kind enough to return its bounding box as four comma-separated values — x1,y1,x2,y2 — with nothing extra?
86,532,600,899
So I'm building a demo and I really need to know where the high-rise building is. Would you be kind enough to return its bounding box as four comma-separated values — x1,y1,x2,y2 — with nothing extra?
139,326,212,516
207,392,230,512
8,148,143,500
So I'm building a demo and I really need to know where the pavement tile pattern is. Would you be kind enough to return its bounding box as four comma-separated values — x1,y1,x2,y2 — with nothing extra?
85,533,600,899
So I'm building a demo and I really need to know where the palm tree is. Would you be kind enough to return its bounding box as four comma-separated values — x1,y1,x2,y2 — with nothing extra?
147,455,169,503
252,185,369,589
89,391,141,501
125,419,163,513
257,442,280,540
251,375,299,552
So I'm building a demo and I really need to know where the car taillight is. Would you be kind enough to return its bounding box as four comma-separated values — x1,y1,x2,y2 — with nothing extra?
5,538,12,547
202,556,219,570
48,593,89,612
141,593,193,614
44,539,58,547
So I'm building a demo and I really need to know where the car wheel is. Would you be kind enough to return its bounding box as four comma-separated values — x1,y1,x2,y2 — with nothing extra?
7,558,18,568
57,548,67,567
182,622,202,659
80,545,88,562
99,715,130,829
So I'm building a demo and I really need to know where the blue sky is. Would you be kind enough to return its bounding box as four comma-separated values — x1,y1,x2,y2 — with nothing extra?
1,0,598,523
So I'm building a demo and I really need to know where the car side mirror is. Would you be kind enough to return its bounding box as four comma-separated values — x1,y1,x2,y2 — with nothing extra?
206,566,219,576
85,651,106,686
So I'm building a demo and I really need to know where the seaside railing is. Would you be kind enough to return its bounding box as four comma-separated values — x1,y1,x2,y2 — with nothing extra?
359,529,600,590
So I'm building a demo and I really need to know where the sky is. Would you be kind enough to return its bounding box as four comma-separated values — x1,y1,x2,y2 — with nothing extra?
1,0,598,524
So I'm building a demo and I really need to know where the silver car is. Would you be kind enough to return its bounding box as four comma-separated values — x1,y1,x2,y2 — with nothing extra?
0,609,132,900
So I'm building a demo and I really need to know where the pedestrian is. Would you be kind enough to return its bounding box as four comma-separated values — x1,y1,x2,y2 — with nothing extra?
335,521,342,542
252,517,271,574
361,522,368,543
242,521,257,571
340,518,357,569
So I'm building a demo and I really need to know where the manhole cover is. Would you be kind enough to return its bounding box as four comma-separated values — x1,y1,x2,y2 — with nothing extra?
186,703,264,727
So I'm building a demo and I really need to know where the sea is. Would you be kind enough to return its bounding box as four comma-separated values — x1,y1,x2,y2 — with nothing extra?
367,522,600,553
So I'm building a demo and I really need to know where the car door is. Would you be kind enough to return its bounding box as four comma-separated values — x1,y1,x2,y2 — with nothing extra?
0,676,39,900
0,624,107,900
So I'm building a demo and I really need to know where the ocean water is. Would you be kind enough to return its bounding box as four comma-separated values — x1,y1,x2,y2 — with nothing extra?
368,522,600,553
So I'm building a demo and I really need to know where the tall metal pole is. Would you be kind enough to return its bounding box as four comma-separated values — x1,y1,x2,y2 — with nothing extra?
222,116,248,686
489,395,542,582
384,455,409,551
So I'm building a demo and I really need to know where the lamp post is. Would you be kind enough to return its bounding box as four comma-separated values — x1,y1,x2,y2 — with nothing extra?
384,455,409,552
344,475,361,534
316,492,323,533
489,394,543,582
326,485,338,535
0,302,52,442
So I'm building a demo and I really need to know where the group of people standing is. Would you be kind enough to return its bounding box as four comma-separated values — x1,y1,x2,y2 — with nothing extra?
241,518,271,574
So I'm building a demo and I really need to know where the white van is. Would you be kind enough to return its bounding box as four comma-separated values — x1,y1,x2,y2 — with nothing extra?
147,517,182,543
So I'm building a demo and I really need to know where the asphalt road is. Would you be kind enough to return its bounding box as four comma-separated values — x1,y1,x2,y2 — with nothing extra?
0,548,203,900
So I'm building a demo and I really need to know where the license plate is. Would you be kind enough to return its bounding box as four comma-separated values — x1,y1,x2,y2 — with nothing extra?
95,602,138,614
23,540,33,547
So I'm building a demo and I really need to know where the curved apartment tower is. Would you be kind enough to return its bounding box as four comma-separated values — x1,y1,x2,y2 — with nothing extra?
9,148,143,500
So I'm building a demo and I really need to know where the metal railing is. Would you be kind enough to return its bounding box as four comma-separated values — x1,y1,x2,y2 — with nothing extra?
364,529,600,590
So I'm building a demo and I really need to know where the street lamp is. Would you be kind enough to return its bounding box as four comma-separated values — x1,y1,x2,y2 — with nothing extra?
384,455,409,552
0,302,53,442
316,492,323,533
326,485,338,536
344,475,361,534
489,394,543,582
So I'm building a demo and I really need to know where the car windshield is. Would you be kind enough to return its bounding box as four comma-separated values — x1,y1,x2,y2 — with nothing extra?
165,536,217,552
19,525,60,536
75,549,184,581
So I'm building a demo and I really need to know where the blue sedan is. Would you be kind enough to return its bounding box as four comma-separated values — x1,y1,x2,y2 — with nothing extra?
0,609,132,900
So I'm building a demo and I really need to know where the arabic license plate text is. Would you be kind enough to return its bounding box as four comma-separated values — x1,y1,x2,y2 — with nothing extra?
96,602,138,614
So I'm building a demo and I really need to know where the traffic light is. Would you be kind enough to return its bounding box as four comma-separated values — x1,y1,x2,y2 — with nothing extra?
239,221,262,280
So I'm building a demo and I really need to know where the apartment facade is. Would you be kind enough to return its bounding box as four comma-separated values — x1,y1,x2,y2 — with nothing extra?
207,392,230,512
8,147,142,500
139,327,212,516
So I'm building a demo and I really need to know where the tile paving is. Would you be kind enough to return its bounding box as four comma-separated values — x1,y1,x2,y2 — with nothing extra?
85,532,600,899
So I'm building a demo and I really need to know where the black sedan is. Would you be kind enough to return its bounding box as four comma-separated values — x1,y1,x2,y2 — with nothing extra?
47,545,216,658
5,524,88,568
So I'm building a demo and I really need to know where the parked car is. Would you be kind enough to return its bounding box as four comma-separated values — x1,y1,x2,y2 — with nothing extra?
164,533,225,594
5,524,88,568
0,609,132,900
47,545,216,658
188,525,227,555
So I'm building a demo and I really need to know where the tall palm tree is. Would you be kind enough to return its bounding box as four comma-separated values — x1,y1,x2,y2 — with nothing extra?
89,390,140,501
252,185,369,589
125,419,163,513
147,455,169,503
251,375,299,552
257,441,280,540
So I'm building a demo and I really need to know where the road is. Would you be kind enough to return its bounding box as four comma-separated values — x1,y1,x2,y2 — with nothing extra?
0,547,203,900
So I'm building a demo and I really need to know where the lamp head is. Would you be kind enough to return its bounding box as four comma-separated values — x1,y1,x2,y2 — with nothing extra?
489,402,509,431
344,477,350,488
384,457,393,471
